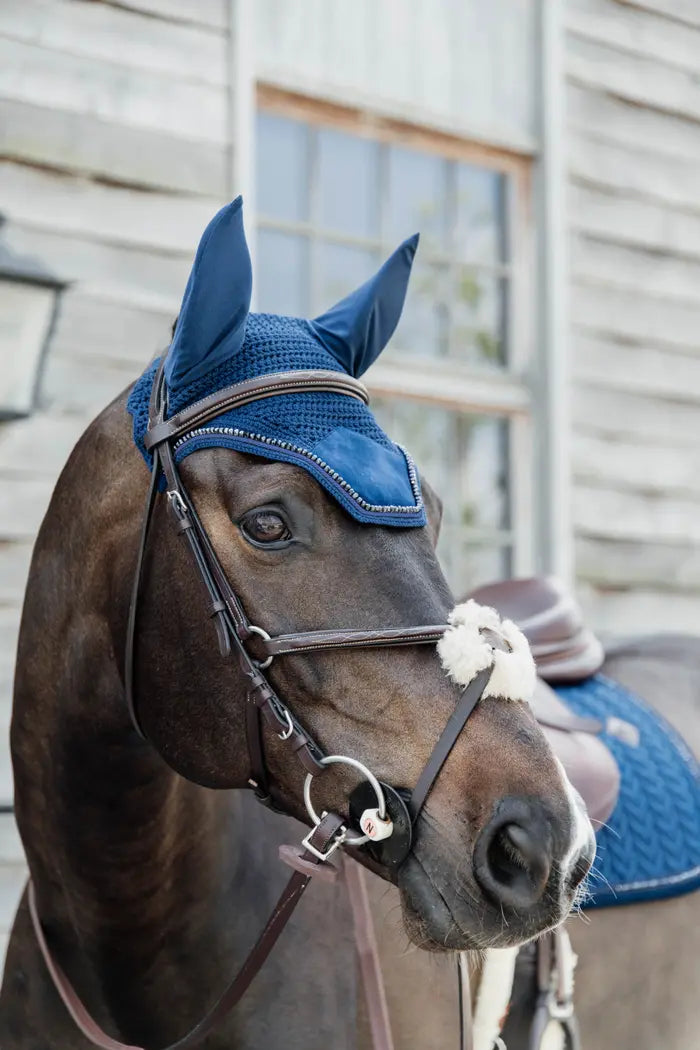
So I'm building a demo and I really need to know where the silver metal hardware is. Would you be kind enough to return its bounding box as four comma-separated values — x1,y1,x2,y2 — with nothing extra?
546,997,575,1022
301,817,347,862
166,490,187,513
247,624,273,669
277,707,294,741
303,755,388,847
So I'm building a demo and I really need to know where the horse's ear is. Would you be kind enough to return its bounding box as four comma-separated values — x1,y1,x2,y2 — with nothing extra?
164,197,252,391
309,234,418,377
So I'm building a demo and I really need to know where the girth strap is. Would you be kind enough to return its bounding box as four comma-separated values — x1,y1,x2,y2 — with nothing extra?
28,812,346,1050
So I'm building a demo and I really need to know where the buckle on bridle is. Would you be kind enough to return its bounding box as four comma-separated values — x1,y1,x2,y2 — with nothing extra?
301,818,347,862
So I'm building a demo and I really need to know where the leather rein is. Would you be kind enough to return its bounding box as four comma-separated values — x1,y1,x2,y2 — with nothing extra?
29,362,500,1050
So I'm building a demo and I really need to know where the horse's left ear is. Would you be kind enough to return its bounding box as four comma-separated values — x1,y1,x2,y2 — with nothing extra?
309,234,418,377
165,197,252,392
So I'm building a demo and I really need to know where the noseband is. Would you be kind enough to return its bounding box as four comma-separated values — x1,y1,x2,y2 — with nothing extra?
30,359,504,1050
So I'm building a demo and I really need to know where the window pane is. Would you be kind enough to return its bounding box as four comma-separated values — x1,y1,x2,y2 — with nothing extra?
451,271,507,367
454,164,508,265
315,242,380,314
372,400,509,531
256,113,309,222
256,230,309,316
372,398,511,591
318,130,380,238
387,146,448,252
392,262,449,357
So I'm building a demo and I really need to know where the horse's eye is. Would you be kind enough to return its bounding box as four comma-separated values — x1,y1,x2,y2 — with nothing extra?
240,510,291,546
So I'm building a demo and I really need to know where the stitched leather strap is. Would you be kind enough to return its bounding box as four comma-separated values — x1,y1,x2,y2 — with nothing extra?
408,666,493,821
144,370,369,450
262,625,449,658
28,812,346,1050
344,859,395,1050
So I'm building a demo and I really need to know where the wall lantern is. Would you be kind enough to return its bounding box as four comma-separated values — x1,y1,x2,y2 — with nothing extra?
0,221,66,421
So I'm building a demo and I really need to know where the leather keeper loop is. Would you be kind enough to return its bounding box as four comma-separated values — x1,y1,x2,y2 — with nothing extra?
293,738,326,776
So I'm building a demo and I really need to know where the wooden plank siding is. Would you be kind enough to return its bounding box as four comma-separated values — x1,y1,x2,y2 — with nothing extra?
0,0,231,791
0,0,234,947
254,0,539,155
565,0,700,632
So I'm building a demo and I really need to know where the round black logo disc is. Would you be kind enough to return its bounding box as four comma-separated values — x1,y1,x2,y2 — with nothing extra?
349,781,412,870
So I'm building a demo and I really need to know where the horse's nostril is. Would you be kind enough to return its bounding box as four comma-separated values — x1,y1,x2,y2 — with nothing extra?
475,812,552,910
490,824,537,881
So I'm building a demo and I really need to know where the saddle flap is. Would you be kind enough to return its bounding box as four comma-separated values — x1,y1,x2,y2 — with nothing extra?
533,680,620,825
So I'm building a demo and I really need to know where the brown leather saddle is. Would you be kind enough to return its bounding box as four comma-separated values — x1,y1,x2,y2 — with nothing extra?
468,577,621,825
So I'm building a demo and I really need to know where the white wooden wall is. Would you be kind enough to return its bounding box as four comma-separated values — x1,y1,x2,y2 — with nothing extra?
254,0,538,153
565,0,700,632
0,0,234,784
0,0,235,964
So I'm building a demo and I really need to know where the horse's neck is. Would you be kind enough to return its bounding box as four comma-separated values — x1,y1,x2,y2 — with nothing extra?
49,731,226,947
23,691,231,955
11,515,237,1035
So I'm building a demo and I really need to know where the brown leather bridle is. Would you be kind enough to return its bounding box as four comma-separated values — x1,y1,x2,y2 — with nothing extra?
29,360,500,1050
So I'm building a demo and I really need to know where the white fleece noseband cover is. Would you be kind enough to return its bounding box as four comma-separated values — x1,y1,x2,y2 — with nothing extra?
437,599,536,702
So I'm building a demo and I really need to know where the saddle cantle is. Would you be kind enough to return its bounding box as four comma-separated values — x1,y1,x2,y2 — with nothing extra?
468,576,604,683
467,577,620,826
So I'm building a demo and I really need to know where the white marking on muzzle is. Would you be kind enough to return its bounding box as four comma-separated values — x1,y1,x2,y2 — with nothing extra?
437,600,536,702
556,757,596,881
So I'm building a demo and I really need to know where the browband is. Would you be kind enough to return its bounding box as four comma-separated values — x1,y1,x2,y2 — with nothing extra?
144,370,369,450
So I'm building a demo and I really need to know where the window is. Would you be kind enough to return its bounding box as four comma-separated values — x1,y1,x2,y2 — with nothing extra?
255,90,534,594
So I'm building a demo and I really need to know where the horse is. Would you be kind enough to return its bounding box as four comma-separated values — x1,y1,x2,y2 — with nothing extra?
0,198,594,1048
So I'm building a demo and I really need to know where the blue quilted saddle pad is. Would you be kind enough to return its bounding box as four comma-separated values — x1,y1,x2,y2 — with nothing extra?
555,675,700,909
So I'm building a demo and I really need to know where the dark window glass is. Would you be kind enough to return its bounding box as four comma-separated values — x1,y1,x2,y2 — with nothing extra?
386,146,448,251
454,163,507,264
256,230,309,316
256,113,309,223
315,243,380,314
372,397,511,588
318,129,380,238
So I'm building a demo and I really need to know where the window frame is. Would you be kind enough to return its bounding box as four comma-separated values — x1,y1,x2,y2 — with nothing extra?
255,84,536,581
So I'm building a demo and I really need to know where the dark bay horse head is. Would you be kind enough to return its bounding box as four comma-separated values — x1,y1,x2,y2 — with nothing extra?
19,200,592,967
121,199,594,950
